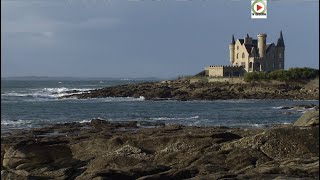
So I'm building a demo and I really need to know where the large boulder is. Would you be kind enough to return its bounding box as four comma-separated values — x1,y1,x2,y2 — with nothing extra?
293,110,319,127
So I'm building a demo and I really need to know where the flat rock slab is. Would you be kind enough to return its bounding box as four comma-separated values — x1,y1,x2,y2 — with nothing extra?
1,120,319,180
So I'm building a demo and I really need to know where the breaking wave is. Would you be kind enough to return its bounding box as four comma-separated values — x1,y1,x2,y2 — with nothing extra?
272,106,285,109
1,119,33,127
96,96,145,102
150,116,199,121
1,88,147,102
1,87,91,100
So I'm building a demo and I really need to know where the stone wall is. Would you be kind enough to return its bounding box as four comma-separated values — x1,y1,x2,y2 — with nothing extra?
205,66,224,77
204,65,244,77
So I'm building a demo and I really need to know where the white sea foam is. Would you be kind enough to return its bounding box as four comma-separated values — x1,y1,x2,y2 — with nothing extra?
97,96,145,102
1,88,147,103
1,119,33,126
150,116,199,121
1,87,92,100
272,106,284,109
79,119,92,123
251,123,265,127
282,122,291,125
1,92,29,97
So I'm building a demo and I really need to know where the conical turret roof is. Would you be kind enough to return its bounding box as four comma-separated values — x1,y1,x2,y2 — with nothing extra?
277,30,285,47
230,35,235,45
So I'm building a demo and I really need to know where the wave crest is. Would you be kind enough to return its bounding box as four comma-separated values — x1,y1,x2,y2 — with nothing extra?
1,87,91,100
150,116,199,121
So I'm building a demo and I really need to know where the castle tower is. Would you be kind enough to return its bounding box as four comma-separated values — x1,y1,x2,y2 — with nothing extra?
276,30,285,47
229,35,235,64
257,33,267,58
276,30,285,69
244,34,252,44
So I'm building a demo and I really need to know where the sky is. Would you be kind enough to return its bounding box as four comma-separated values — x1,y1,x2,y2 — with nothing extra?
1,0,319,78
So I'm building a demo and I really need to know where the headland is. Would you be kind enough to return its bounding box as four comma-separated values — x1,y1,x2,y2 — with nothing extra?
60,77,319,101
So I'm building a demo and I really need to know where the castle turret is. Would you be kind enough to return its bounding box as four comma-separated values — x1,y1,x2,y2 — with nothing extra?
229,35,235,64
276,31,285,69
244,34,252,44
276,30,285,47
257,33,267,58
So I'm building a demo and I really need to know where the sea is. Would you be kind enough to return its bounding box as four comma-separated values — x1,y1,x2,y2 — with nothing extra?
1,79,319,134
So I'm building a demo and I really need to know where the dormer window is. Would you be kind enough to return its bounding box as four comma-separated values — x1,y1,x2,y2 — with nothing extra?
242,53,245,59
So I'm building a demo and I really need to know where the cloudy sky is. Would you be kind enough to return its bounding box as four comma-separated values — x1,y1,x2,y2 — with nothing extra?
1,0,319,78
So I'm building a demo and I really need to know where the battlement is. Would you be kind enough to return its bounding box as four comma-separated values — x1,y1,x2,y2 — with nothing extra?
205,64,245,77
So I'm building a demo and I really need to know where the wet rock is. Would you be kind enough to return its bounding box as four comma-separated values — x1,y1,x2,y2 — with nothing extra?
60,78,319,100
293,110,319,126
90,118,111,127
1,119,319,179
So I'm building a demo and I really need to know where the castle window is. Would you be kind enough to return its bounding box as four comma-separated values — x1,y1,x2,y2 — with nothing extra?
272,62,275,68
249,62,253,68
242,53,245,59
279,62,282,68
279,53,282,58
236,53,239,59
255,62,261,71
241,62,246,68
237,46,239,50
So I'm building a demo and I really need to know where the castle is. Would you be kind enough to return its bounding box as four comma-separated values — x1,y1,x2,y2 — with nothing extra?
205,31,285,77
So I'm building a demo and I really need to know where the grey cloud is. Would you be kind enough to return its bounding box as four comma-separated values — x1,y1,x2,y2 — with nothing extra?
1,0,319,78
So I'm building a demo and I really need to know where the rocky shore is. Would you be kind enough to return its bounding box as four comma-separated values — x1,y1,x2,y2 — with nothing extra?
61,78,319,100
1,109,319,180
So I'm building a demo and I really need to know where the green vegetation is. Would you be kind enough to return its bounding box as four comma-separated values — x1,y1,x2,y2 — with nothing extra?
244,67,319,82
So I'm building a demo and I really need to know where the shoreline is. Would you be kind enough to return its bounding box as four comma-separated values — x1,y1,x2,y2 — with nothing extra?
1,102,319,136
0,119,292,137
60,78,319,101
1,110,319,179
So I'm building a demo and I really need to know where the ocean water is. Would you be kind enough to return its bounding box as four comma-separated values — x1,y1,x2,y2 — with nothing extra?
1,79,319,133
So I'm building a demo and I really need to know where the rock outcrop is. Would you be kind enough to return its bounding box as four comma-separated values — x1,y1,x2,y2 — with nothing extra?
60,79,319,100
1,117,319,179
293,110,319,127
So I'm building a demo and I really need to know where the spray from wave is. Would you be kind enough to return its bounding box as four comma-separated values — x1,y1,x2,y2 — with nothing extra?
1,87,91,100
